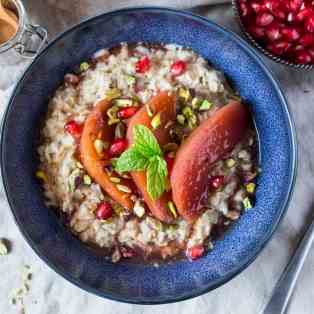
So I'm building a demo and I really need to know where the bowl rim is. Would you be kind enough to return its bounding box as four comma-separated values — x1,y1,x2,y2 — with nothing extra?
1,6,298,304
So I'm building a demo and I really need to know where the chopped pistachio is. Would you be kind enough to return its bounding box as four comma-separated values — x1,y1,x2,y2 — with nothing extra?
114,98,133,107
76,161,84,169
83,175,92,185
133,200,145,218
105,88,121,100
35,170,47,182
226,158,236,168
126,75,136,85
94,139,106,155
109,177,121,183
238,149,250,160
115,122,126,139
199,99,212,111
163,142,178,152
108,118,120,125
107,105,119,119
116,184,132,193
80,62,90,72
178,87,191,102
182,106,193,118
176,114,185,125
112,203,125,216
187,114,197,129
167,201,178,218
68,169,82,192
191,97,201,109
102,218,113,224
151,112,161,129
246,182,256,194
243,197,253,210
167,224,179,233
107,105,120,125
0,240,8,255
146,104,154,117
208,241,214,250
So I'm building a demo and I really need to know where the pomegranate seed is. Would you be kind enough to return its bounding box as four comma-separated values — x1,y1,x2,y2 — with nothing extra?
264,0,279,12
96,202,113,220
248,25,265,39
209,175,224,189
300,34,314,46
287,11,297,22
170,60,187,76
256,12,274,26
296,50,312,63
305,16,314,32
186,245,205,261
288,0,303,12
296,8,312,22
120,246,136,258
135,56,151,73
165,155,175,175
272,8,286,20
251,2,265,13
64,120,82,137
281,27,300,41
109,138,128,156
240,2,249,17
117,106,139,119
267,41,291,55
266,23,282,41
308,48,314,58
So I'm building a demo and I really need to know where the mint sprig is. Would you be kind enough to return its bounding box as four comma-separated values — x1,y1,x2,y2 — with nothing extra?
116,125,168,200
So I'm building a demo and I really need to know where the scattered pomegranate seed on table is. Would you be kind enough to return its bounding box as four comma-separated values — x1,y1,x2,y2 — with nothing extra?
96,201,113,220
64,120,82,138
238,0,314,64
117,106,139,119
109,138,128,156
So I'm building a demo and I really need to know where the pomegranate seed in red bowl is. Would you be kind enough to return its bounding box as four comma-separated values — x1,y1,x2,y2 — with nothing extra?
233,0,314,69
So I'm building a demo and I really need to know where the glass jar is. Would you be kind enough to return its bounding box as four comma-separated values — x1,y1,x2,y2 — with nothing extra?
0,0,47,58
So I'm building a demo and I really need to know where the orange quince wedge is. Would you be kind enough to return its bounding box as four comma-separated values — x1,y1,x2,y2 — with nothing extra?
127,91,177,223
80,98,134,210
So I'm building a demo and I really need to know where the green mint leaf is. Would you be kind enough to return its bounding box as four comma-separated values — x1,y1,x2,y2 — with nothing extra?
133,125,162,157
147,155,168,199
115,148,148,173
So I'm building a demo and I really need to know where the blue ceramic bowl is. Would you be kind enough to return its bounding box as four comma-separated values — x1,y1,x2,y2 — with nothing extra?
1,7,297,304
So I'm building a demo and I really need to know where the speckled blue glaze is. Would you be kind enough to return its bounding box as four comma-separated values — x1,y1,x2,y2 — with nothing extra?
1,7,297,304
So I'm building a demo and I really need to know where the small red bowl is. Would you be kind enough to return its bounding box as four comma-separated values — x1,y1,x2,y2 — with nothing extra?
232,0,314,70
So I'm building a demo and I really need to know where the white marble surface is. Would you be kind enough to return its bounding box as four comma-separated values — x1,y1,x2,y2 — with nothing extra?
1,1,314,314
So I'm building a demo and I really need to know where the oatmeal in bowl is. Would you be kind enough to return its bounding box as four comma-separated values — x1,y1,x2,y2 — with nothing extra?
37,43,259,263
